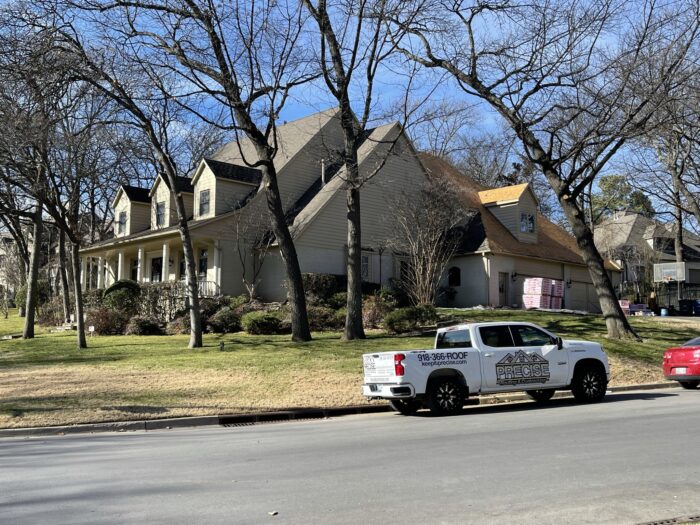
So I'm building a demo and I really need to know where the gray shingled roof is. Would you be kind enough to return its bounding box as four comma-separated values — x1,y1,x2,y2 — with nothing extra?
121,185,150,203
161,175,194,193
204,158,262,186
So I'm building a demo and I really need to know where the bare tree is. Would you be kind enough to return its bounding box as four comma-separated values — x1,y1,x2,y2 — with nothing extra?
63,0,316,341
389,0,700,338
388,178,470,305
231,210,273,301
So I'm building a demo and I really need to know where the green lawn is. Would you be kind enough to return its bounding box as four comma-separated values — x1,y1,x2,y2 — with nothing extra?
0,308,697,429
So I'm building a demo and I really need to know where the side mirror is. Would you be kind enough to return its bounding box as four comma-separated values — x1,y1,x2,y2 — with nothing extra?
556,336,563,350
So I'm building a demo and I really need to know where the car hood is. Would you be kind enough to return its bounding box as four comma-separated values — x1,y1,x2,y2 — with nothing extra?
563,339,601,351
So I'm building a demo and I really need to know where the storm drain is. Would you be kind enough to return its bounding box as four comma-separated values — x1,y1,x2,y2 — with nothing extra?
638,514,700,525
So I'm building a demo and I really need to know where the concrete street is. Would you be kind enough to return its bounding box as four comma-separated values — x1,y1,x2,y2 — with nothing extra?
1,388,699,525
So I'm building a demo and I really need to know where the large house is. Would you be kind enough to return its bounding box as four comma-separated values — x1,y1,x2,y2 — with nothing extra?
423,155,620,312
80,109,618,312
594,211,700,295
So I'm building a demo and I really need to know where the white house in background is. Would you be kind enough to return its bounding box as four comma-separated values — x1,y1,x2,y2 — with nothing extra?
79,109,428,298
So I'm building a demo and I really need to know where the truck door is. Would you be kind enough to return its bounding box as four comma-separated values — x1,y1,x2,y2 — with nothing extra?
477,325,521,392
434,328,481,393
509,325,569,387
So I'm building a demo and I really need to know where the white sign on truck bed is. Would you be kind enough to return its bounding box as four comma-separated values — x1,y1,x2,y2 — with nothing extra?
362,322,610,415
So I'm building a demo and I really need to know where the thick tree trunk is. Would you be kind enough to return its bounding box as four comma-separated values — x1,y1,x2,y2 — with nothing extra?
258,162,311,342
23,204,43,339
58,228,71,323
70,242,87,349
559,196,639,339
344,185,365,340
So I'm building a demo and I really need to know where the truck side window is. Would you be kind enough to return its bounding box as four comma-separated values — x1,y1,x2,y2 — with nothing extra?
511,326,553,346
437,330,472,348
478,326,515,348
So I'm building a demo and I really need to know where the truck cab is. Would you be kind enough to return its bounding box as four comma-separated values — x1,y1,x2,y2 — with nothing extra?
362,322,610,416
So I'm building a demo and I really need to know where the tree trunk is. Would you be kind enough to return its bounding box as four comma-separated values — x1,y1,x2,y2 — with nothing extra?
58,228,71,323
23,203,43,339
258,162,311,342
70,242,87,349
344,185,365,340
559,196,639,339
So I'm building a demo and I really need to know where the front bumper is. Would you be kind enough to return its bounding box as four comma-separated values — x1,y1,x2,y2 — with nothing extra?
362,383,416,399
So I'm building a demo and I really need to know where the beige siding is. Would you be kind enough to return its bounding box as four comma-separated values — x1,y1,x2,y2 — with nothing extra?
150,178,172,229
193,167,217,219
215,179,254,214
182,193,194,220
488,203,519,236
113,194,150,237
442,255,490,307
516,192,539,244
294,136,427,251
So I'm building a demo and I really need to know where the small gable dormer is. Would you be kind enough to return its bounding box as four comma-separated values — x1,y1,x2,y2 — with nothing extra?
112,185,151,237
191,158,262,219
478,183,539,244
149,175,194,229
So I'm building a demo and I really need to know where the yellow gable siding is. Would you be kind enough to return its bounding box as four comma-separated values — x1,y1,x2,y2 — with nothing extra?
215,179,254,214
194,167,217,219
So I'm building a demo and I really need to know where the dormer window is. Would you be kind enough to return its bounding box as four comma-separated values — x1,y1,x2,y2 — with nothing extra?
199,189,210,216
117,211,126,234
520,213,535,233
156,201,166,227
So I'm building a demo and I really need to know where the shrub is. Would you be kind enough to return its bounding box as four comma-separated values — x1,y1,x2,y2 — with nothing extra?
85,307,129,335
125,315,164,336
229,294,249,309
362,295,392,329
327,292,347,310
103,280,141,315
208,307,241,334
37,297,66,327
334,307,347,328
83,289,104,310
302,273,346,304
15,280,51,310
241,311,283,335
166,314,190,335
383,305,437,334
307,305,344,331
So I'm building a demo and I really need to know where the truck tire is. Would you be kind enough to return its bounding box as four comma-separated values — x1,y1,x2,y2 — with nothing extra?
571,364,607,403
389,399,422,415
526,389,555,403
426,377,464,416
679,380,699,390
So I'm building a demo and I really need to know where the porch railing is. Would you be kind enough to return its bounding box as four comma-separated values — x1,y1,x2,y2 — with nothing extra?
174,280,221,298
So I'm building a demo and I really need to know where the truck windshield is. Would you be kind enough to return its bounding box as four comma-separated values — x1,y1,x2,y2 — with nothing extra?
436,330,472,348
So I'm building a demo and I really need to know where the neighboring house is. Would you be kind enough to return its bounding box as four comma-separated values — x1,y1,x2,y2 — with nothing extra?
594,211,700,291
422,155,621,313
79,109,428,299
0,235,19,301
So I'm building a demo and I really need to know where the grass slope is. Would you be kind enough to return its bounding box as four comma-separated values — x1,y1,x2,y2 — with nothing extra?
0,308,697,429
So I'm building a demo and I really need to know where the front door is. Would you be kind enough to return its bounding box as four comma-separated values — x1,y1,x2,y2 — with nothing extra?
498,272,509,306
151,257,163,283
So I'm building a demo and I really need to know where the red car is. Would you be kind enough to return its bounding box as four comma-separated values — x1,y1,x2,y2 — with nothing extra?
664,337,700,389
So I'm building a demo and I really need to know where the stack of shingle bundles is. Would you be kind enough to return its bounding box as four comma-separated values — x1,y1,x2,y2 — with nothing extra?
523,278,551,309
549,279,564,309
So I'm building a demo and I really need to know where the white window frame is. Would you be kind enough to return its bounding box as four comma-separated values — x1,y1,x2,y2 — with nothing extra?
199,189,210,217
117,211,127,234
520,212,536,233
156,201,166,227
361,251,372,282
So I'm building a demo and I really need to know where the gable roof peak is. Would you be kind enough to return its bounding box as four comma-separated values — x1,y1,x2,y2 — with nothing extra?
478,183,532,206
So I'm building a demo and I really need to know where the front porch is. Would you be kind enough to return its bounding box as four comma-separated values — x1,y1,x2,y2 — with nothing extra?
80,233,225,297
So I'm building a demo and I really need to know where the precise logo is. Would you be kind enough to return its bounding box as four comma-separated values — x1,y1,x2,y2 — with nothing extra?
496,350,550,385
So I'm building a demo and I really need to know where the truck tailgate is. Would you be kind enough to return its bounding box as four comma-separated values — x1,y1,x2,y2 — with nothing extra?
363,353,396,383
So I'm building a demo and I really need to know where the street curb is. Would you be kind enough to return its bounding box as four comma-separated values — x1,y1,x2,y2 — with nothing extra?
0,382,680,438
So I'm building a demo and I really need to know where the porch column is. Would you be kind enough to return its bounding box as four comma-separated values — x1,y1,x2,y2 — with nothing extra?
80,256,87,291
162,243,171,281
214,241,222,292
137,248,144,283
97,257,104,289
117,251,124,281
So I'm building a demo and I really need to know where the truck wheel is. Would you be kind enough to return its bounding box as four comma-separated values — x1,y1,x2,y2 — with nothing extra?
571,365,607,403
526,389,555,403
426,378,464,416
679,380,699,390
389,399,422,415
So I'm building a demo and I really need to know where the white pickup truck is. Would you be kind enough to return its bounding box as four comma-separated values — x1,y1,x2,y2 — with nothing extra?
362,322,610,416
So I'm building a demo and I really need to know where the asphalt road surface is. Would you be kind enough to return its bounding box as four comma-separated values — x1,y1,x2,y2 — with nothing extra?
2,388,700,525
